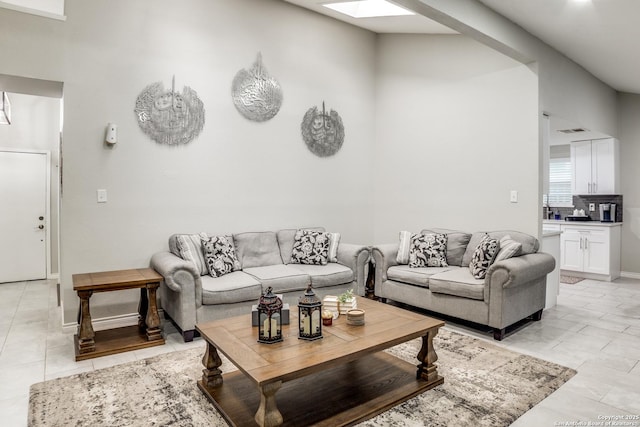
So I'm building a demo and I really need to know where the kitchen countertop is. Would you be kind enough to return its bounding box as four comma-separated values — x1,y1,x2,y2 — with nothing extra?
543,219,622,227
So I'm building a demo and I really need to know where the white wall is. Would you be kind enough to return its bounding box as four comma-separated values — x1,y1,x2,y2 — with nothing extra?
617,93,640,275
1,0,378,324
398,0,618,138
373,34,539,242
0,0,577,326
0,93,60,274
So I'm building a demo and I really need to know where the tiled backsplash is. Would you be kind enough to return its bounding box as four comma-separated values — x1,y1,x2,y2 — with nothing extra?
544,195,623,222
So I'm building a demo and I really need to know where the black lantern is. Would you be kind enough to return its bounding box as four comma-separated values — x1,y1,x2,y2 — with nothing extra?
298,284,322,341
257,287,283,344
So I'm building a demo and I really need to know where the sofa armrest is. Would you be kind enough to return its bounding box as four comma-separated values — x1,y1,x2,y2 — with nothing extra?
486,252,555,290
337,243,370,297
371,244,399,295
150,251,200,293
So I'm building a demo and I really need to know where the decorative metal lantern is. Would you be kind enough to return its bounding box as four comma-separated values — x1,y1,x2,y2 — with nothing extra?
298,284,322,341
257,287,283,344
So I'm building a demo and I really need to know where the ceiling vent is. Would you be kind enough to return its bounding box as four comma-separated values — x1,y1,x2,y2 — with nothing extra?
558,128,587,134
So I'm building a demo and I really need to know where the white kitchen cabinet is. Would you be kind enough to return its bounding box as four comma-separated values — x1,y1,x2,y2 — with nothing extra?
571,138,619,194
560,223,621,281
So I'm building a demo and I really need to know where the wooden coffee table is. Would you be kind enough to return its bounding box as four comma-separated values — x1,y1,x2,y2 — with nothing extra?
196,297,444,427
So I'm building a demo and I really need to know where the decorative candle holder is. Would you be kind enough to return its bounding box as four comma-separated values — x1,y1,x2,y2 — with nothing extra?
257,287,283,344
346,309,365,326
298,285,322,341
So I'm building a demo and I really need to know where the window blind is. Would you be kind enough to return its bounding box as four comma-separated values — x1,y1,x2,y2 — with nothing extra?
548,157,572,206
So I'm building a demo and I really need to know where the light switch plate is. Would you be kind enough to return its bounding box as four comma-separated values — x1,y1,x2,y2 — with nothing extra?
589,203,595,211
97,189,107,203
510,190,518,203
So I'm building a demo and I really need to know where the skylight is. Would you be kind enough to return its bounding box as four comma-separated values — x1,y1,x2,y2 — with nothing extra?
323,0,415,18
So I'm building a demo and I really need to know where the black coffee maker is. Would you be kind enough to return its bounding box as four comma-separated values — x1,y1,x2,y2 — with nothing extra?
599,203,616,222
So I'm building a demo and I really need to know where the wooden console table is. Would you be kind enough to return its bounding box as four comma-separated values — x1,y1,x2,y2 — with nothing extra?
73,268,165,361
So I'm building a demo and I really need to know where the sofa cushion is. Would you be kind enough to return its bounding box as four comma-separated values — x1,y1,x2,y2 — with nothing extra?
173,233,208,276
396,230,412,264
421,229,471,267
469,234,499,279
409,233,448,268
387,265,459,288
233,231,283,268
289,263,353,288
277,227,325,264
244,265,311,293
494,234,522,262
201,235,241,278
201,271,262,305
429,268,485,300
291,229,330,265
462,230,539,266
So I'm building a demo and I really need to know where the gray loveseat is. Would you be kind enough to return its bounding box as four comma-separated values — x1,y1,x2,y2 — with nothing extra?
372,229,555,340
151,228,370,341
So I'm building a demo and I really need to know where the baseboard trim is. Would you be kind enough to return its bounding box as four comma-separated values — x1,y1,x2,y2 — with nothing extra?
559,269,615,282
62,310,166,333
62,313,139,334
620,271,640,280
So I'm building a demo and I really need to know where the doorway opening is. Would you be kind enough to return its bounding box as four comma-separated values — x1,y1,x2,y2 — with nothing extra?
0,73,63,283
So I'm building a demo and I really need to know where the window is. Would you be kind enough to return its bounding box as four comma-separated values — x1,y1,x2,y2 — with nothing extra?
548,157,573,207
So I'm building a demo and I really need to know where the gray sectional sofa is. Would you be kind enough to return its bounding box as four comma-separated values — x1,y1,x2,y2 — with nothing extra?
151,228,369,341
372,228,555,340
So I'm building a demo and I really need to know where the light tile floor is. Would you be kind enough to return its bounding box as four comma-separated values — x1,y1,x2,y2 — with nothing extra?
0,277,639,426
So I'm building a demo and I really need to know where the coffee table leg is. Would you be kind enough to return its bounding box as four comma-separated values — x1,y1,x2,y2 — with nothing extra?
77,290,95,354
416,327,440,383
254,381,283,427
202,341,223,389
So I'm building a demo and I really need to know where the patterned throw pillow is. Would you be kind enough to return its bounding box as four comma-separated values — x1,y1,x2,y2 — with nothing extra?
291,229,330,265
408,233,448,268
469,234,500,279
201,235,241,278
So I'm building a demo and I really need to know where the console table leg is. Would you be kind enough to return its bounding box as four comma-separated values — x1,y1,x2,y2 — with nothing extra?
144,283,162,341
77,290,95,354
255,381,283,427
202,342,223,389
138,287,149,330
416,327,440,384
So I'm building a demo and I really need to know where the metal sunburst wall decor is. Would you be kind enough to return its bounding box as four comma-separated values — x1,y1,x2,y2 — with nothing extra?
300,101,345,157
232,53,282,122
134,76,205,145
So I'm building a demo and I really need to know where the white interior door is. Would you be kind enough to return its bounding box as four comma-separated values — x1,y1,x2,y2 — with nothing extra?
0,150,47,283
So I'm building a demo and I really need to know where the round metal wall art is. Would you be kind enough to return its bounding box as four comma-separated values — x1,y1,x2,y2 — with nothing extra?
300,101,345,157
134,76,205,145
232,53,282,122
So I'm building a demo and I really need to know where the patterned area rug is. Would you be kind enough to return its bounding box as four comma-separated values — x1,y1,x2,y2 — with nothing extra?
28,329,576,427
560,275,585,284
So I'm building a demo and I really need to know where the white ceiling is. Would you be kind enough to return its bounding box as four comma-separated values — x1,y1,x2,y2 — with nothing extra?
284,0,640,95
